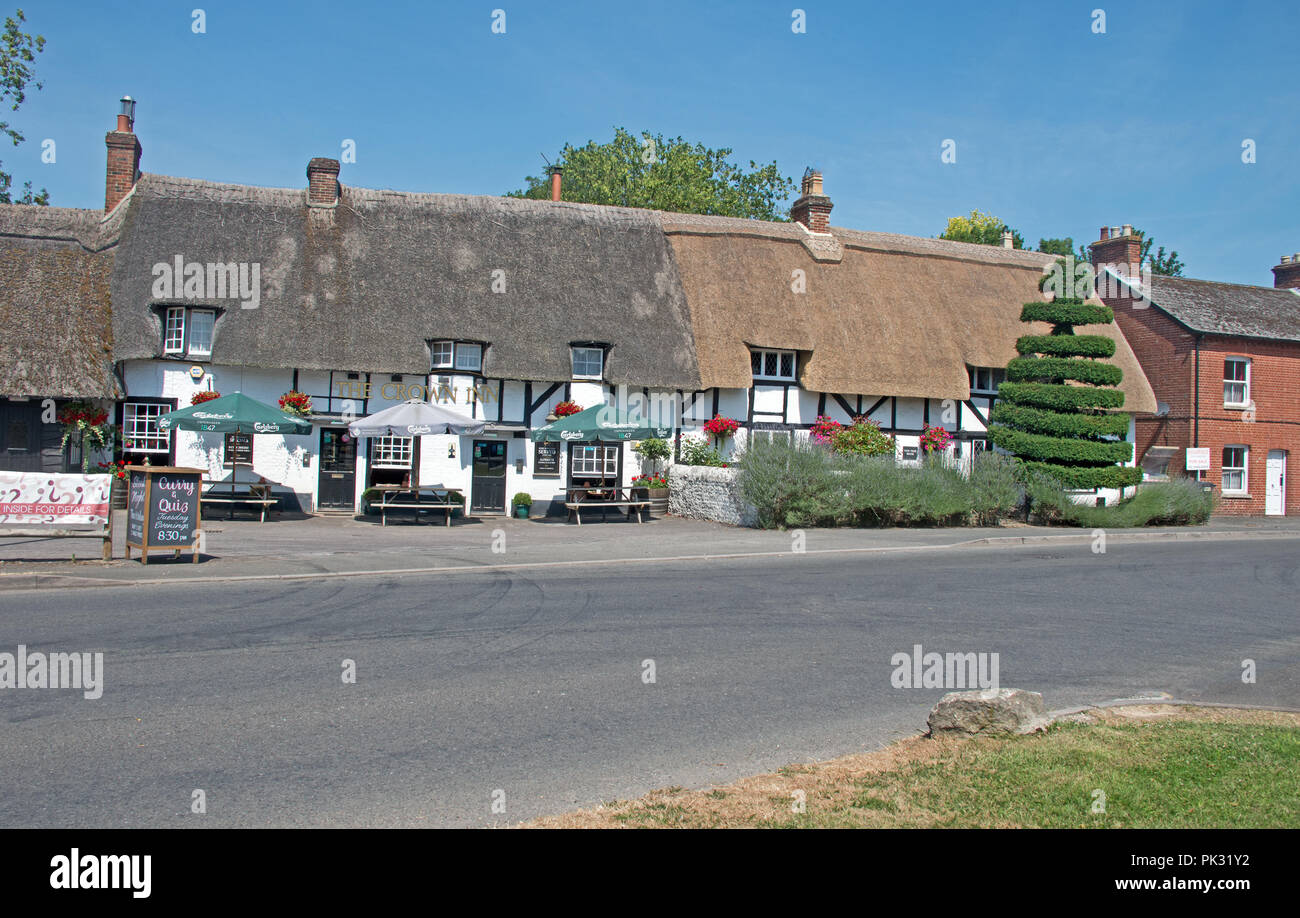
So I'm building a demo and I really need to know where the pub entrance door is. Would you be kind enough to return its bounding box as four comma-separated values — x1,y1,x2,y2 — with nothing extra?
318,428,357,509
471,439,507,513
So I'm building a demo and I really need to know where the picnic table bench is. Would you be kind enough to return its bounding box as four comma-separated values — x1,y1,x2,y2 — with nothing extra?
373,486,463,527
564,486,650,525
200,483,277,522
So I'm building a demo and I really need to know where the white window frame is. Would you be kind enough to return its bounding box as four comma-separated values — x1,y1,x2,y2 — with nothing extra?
371,435,413,469
163,308,185,354
751,348,796,382
431,340,454,369
187,309,215,357
570,444,618,476
1223,357,1250,408
122,402,171,454
571,347,604,380
1222,445,1248,494
454,343,482,372
969,366,1007,395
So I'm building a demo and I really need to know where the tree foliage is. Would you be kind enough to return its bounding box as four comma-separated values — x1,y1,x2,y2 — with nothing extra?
0,9,47,205
1133,227,1184,276
507,127,796,220
939,209,1023,249
989,284,1141,490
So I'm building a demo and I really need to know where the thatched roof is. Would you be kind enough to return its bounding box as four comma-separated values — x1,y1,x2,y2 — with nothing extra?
111,175,701,388
1106,269,1300,342
662,215,1157,413
0,204,121,398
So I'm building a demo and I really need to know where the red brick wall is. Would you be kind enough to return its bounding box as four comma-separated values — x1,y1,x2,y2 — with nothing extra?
1109,295,1300,516
104,130,141,212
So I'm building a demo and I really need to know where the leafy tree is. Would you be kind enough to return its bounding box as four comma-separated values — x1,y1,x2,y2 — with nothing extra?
988,263,1142,490
1134,228,1184,276
939,209,1023,249
0,9,47,205
507,127,796,220
1036,237,1075,258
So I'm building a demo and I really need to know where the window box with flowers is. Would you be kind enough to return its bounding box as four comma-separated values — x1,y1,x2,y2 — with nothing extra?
191,390,221,406
279,391,313,417
57,401,116,472
631,472,670,500
702,415,739,450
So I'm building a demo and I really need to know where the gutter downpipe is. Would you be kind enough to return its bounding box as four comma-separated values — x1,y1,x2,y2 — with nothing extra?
1194,333,1202,483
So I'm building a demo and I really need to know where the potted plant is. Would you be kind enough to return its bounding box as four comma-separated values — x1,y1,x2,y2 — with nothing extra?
191,390,221,406
919,424,953,455
360,487,383,515
448,490,466,518
511,492,533,519
631,473,669,500
632,436,670,476
279,390,313,416
98,459,129,508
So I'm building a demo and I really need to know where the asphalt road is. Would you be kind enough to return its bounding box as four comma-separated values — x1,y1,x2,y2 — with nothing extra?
1,538,1296,827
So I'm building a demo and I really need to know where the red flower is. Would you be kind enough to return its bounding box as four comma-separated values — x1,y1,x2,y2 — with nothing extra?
191,390,221,405
702,415,739,437
554,400,582,418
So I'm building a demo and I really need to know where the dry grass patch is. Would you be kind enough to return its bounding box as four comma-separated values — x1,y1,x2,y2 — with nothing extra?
523,705,1300,829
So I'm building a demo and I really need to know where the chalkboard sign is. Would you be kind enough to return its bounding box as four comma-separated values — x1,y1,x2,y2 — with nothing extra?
901,446,919,461
125,466,204,564
223,432,253,469
534,442,560,478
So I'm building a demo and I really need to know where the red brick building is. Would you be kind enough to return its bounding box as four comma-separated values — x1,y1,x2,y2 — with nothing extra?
1090,228,1300,516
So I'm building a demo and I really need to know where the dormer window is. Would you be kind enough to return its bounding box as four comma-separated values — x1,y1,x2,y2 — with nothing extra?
162,307,216,358
571,346,604,380
751,348,796,381
968,366,1007,395
430,340,484,373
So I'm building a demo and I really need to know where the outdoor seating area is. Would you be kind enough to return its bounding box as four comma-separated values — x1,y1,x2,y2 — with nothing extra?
371,486,464,526
564,486,650,525
200,483,277,522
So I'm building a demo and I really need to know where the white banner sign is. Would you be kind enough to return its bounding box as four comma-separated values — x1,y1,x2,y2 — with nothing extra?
1185,448,1211,471
0,472,111,527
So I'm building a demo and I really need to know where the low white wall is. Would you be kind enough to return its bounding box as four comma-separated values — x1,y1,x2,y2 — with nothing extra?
668,465,756,527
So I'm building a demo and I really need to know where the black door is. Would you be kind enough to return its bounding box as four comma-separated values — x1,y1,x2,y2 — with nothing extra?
318,428,356,509
0,401,43,472
471,440,507,512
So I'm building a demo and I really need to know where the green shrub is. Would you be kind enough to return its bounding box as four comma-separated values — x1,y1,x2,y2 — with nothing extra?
511,492,532,509
1015,334,1116,359
968,451,1025,525
1006,356,1124,387
990,403,1130,439
1026,476,1214,527
1018,460,1144,490
632,437,671,473
1019,300,1114,326
830,417,895,457
678,434,728,467
995,382,1125,412
988,426,1133,464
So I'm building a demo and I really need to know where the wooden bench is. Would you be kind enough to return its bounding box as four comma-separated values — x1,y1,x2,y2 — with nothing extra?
564,487,649,525
201,486,277,522
376,488,462,527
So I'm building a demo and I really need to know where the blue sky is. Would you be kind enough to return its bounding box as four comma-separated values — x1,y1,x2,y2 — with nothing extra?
11,0,1298,284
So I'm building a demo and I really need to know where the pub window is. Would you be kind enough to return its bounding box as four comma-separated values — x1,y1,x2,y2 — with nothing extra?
371,435,413,469
122,402,171,453
455,343,482,372
432,340,454,369
163,308,185,354
751,348,796,381
969,367,1007,395
570,444,618,476
161,307,216,358
1223,358,1250,407
1221,445,1248,494
571,347,604,380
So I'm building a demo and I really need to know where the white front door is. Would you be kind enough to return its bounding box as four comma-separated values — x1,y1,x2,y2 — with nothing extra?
1265,450,1287,516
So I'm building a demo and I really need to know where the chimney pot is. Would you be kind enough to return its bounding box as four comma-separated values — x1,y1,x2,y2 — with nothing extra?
1001,230,1013,248
1283,256,1293,265
549,165,563,202
1088,220,1143,281
1099,226,1109,240
1270,251,1300,289
791,168,833,233
307,157,341,206
1122,223,1133,237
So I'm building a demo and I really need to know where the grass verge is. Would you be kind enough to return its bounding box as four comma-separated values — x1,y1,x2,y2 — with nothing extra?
524,705,1300,828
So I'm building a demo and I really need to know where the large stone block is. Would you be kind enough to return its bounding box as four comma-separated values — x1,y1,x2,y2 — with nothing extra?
927,688,1049,735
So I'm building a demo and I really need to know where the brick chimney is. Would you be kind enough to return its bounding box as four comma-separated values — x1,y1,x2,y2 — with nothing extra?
105,96,142,213
307,157,341,206
790,168,832,233
1088,224,1142,273
1272,254,1300,289
549,165,563,202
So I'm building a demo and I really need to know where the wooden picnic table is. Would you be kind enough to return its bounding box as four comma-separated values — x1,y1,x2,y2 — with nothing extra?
200,482,276,522
564,486,649,525
372,485,464,527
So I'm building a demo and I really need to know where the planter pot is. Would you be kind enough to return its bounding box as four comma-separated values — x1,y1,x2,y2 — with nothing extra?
111,477,128,509
514,505,530,519
646,487,669,500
